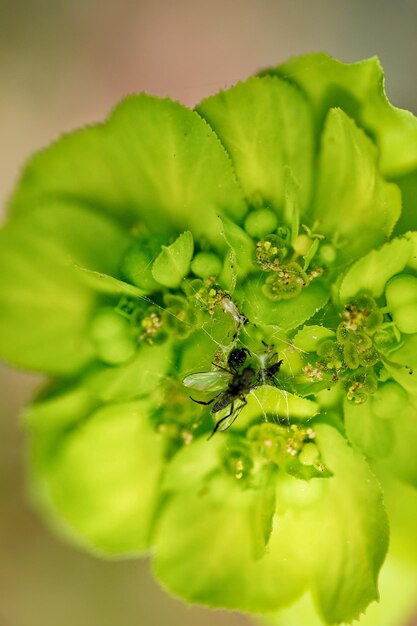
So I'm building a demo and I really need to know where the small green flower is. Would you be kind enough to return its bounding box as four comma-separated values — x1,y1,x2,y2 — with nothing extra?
2,53,417,624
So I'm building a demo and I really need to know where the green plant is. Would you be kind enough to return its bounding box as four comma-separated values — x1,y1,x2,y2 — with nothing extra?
2,53,417,625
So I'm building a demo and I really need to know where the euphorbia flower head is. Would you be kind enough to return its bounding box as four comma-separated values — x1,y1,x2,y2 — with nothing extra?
2,53,417,624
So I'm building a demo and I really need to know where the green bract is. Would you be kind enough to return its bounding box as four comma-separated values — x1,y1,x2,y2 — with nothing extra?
2,53,417,625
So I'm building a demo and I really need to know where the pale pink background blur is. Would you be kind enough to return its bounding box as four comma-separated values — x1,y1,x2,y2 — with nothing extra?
2,1,417,625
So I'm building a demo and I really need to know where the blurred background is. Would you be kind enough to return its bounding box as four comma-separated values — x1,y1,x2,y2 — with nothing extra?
2,1,417,624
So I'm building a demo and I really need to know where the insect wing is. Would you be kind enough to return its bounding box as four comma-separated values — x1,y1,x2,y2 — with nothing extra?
216,402,246,432
183,371,230,392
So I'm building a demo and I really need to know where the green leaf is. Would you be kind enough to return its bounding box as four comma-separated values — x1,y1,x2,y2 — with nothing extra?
372,381,409,419
372,363,417,487
263,52,417,178
296,424,388,623
154,469,307,612
220,216,256,285
292,325,335,352
389,334,417,370
395,172,417,234
73,266,146,297
11,94,246,246
284,167,301,244
24,383,100,433
265,470,417,626
340,237,413,301
31,400,165,555
120,233,170,292
197,76,314,216
384,361,417,399
383,320,417,383
241,385,319,425
263,557,417,626
0,202,129,374
162,436,224,492
377,402,417,488
84,341,172,402
380,471,417,564
152,231,194,288
344,399,394,460
10,95,247,248
240,276,329,330
153,425,388,622
405,232,417,272
314,109,400,263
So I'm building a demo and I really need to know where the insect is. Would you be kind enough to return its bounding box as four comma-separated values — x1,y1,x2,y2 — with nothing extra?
183,346,283,438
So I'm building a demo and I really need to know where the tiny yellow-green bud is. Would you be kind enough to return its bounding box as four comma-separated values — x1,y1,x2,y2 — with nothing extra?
298,442,320,466
318,243,337,265
191,252,222,278
386,274,417,334
292,234,311,256
244,209,278,238
89,308,135,364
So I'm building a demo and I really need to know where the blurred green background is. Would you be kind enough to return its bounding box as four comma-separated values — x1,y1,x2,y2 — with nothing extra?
2,1,417,624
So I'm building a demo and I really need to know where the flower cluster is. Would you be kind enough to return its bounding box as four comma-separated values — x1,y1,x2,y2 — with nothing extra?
2,53,417,624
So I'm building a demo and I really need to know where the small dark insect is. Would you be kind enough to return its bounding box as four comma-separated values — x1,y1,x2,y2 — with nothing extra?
226,346,251,370
183,346,283,438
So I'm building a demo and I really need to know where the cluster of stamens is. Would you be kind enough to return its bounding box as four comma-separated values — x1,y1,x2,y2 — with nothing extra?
220,422,330,483
140,312,163,343
195,277,229,315
302,295,389,404
255,227,325,302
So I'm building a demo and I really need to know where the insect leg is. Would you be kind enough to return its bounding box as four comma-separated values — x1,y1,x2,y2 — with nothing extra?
211,362,233,374
190,395,218,406
208,397,248,439
261,341,280,360
208,401,235,439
